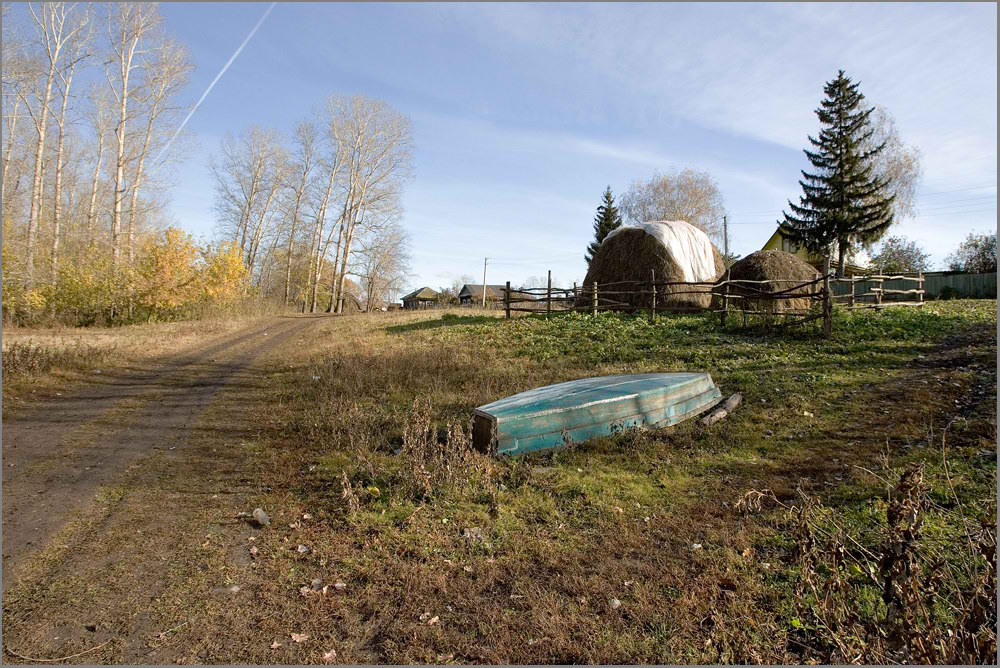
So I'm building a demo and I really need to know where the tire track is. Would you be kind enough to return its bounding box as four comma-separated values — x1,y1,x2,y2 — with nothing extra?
1,315,320,586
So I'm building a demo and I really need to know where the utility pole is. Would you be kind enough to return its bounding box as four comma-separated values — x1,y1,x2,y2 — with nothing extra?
723,215,729,272
482,257,488,308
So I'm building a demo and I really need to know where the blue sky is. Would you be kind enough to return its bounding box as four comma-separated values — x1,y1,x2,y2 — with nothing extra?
159,2,997,291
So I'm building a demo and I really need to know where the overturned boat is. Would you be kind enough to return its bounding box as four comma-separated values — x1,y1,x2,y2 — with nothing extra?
473,373,722,457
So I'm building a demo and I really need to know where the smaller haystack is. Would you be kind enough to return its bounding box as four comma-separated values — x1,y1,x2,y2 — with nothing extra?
579,221,725,311
722,250,819,313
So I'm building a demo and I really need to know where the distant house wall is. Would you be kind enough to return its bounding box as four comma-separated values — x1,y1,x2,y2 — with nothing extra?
829,271,997,299
920,272,996,299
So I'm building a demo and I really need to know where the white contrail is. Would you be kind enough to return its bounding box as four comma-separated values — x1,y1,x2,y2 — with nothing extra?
155,2,277,167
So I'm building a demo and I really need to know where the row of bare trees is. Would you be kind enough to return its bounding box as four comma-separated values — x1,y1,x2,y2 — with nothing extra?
211,95,414,312
2,2,191,292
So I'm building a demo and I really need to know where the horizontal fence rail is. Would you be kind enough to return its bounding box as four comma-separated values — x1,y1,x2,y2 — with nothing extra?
503,269,928,337
830,273,925,309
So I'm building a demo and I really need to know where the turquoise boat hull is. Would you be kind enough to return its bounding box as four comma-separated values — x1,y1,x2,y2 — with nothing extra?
472,373,722,456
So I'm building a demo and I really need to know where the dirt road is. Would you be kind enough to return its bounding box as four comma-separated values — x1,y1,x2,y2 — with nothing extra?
2,315,322,589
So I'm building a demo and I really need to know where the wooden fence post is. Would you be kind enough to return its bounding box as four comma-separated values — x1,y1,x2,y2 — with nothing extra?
505,281,511,319
918,271,924,307
721,270,730,327
823,255,832,338
849,276,856,308
546,270,552,318
649,269,656,323
573,282,578,312
592,282,598,316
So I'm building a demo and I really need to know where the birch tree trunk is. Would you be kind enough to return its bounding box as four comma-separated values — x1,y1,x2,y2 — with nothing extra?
107,3,159,269
23,4,64,288
1,95,22,201
52,61,80,284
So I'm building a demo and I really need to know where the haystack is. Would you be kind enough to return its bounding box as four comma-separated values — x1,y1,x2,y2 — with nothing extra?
721,250,819,313
579,221,725,311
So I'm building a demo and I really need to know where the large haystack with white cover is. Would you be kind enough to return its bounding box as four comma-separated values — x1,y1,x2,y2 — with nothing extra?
580,221,726,311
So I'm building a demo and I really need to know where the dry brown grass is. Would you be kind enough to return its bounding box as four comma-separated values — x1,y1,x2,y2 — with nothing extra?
1,304,995,664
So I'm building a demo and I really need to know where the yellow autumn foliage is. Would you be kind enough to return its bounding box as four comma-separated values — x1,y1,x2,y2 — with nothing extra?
3,227,252,326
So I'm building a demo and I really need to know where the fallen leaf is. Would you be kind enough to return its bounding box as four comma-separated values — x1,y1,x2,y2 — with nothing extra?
303,513,312,520
427,616,439,626
463,566,472,573
299,586,311,597
692,543,703,550
609,598,622,610
291,633,309,643
270,641,281,649
419,612,432,622
249,546,258,557
334,581,346,590
323,649,337,662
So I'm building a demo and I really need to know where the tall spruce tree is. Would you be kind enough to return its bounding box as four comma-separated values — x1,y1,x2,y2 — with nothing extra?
781,70,895,276
586,186,622,266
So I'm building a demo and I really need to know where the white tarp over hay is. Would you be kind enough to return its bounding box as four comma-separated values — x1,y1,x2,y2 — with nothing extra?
605,221,717,282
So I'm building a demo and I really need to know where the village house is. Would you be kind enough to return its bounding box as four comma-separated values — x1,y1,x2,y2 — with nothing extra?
400,287,439,309
458,284,506,306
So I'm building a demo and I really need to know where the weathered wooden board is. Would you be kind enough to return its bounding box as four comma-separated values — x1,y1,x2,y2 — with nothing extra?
473,373,722,456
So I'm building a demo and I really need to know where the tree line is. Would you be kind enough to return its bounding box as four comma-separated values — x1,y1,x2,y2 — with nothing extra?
210,94,413,315
2,3,416,325
2,2,249,325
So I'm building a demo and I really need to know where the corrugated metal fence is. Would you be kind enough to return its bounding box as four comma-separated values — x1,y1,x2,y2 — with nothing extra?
831,272,996,300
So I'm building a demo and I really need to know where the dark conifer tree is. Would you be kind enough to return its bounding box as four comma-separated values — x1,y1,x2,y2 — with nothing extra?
586,186,622,266
781,70,895,276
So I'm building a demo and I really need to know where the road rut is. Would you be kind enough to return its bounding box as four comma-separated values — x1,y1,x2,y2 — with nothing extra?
1,315,321,588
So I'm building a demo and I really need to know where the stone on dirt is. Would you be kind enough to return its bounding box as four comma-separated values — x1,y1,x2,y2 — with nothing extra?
252,508,270,527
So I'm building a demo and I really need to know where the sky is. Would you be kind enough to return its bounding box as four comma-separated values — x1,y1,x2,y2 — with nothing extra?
156,2,997,293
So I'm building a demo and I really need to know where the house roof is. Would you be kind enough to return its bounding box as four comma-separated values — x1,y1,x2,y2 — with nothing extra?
401,286,438,301
458,284,507,299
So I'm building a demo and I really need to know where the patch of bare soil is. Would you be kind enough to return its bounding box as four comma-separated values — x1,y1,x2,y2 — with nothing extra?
1,316,320,588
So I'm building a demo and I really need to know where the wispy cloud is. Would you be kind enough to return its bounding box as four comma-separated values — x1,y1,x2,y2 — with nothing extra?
426,3,996,192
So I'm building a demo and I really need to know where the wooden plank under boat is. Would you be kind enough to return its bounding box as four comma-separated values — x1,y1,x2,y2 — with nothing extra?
472,373,722,457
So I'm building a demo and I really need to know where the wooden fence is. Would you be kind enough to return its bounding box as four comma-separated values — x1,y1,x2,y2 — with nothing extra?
502,267,938,336
503,272,836,336
830,273,925,309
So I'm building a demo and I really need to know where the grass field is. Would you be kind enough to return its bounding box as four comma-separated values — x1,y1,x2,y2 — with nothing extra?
2,301,996,664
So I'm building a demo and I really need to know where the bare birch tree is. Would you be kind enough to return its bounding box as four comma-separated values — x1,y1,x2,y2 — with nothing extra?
210,126,287,279
619,168,726,243
106,1,161,269
2,3,39,206
125,36,192,264
21,1,90,287
306,114,346,313
85,84,112,244
325,95,412,314
282,120,319,304
50,14,93,282
861,105,923,223
355,220,411,311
